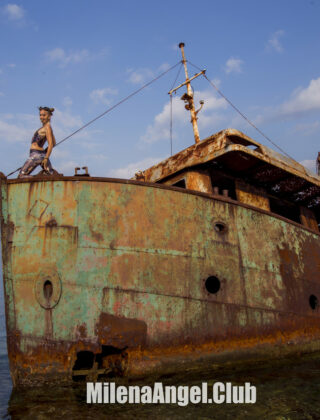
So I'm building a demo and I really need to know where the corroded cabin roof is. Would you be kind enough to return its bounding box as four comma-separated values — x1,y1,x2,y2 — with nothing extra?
136,128,320,212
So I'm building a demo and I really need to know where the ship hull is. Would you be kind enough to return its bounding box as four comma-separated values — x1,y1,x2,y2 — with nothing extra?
1,176,320,386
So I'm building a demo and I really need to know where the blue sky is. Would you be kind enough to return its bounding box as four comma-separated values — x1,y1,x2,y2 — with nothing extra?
0,0,320,177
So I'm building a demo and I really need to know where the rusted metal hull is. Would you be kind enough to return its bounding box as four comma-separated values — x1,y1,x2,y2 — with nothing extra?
1,176,320,386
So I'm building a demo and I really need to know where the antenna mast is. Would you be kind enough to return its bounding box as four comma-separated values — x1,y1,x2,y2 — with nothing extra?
168,42,205,144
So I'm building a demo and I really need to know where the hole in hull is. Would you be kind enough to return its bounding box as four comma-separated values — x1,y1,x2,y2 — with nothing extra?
43,280,53,300
309,294,318,310
214,222,227,233
73,351,95,371
205,276,221,294
72,346,128,381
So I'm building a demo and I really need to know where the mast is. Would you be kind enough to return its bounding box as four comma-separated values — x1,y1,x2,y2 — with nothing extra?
168,42,205,144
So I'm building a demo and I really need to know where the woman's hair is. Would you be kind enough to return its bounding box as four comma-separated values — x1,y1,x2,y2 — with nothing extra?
39,106,55,115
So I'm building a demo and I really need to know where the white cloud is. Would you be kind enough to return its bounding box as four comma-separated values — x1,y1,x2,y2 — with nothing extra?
210,78,221,88
196,89,228,129
53,109,83,129
2,113,14,119
53,148,111,176
300,159,316,173
45,47,107,67
293,121,320,135
266,30,284,53
109,157,164,179
196,88,227,112
0,119,30,142
55,160,79,175
141,88,227,143
89,87,118,105
7,63,16,68
127,68,154,84
17,113,38,124
0,109,83,144
250,77,320,126
62,96,73,107
0,92,4,97
127,63,171,85
280,78,320,116
141,96,185,144
159,62,170,72
46,48,65,61
45,48,89,66
50,109,86,144
80,136,102,150
51,148,70,159
0,112,40,143
225,57,243,74
3,4,24,20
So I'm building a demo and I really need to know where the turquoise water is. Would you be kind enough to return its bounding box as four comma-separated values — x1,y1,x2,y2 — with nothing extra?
2,261,320,418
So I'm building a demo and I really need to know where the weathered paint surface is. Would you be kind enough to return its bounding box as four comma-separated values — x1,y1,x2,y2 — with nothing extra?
1,175,320,386
300,206,319,230
163,170,213,194
235,180,270,211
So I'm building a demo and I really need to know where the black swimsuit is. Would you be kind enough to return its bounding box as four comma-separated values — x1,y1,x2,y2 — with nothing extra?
31,130,47,149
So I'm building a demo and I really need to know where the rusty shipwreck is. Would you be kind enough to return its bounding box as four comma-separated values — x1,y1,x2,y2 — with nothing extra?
1,44,320,387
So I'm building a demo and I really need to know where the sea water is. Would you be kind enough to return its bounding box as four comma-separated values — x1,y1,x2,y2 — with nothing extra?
2,259,320,418
0,256,13,419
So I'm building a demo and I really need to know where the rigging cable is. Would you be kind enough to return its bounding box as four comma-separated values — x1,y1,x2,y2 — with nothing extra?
169,62,184,92
187,60,294,161
169,62,184,156
6,61,182,177
170,94,173,156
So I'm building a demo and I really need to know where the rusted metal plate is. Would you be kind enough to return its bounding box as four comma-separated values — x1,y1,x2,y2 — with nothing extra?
300,206,319,231
236,180,270,211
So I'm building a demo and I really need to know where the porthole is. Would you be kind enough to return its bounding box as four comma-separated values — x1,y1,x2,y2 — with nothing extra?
205,276,221,294
34,268,62,309
214,222,227,234
309,294,318,310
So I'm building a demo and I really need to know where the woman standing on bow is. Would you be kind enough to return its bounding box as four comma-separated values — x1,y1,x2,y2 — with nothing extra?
18,106,56,178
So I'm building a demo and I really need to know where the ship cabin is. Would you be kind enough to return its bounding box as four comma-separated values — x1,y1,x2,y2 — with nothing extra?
135,128,320,233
